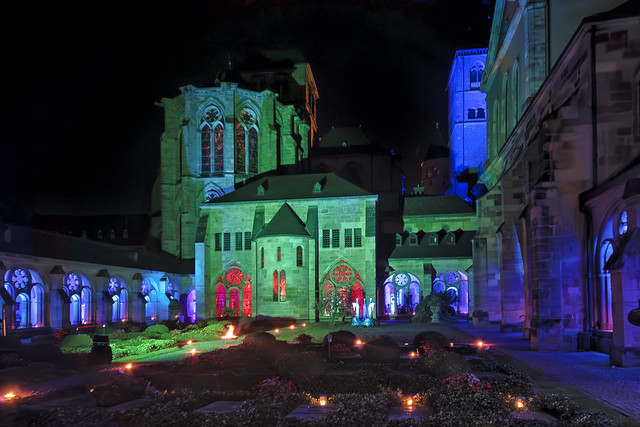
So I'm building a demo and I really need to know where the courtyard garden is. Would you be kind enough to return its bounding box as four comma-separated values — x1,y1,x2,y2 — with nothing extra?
0,318,624,426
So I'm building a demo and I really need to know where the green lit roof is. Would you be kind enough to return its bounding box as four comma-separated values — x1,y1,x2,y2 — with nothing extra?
209,173,373,203
255,203,310,238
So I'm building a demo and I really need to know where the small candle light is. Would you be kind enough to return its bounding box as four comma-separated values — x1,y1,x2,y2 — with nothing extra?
302,323,307,327
290,325,295,330
450,342,454,347
4,392,16,400
409,351,416,358
319,395,327,406
275,328,279,333
187,340,192,345
406,397,413,407
356,339,362,345
515,396,526,410
476,340,484,348
404,342,409,346
190,348,196,355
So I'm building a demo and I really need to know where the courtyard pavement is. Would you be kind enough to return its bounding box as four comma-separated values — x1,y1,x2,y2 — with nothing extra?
443,321,640,425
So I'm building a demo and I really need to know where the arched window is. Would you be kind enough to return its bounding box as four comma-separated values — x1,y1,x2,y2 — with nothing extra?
277,247,281,261
248,127,258,173
296,246,303,267
409,233,418,246
119,288,128,321
216,284,227,317
230,288,240,316
201,124,211,174
272,270,278,302
242,283,252,316
30,285,44,328
80,287,91,324
70,294,81,326
279,270,286,302
510,61,519,129
186,289,197,323
112,294,120,323
598,240,614,330
261,247,264,268
468,109,476,119
214,124,224,172
470,63,484,86
618,211,628,235
235,125,246,173
15,293,29,328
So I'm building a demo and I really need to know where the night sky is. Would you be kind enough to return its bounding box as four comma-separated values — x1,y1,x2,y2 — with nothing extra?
1,0,491,217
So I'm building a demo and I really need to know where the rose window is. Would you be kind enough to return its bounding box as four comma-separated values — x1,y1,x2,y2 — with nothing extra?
444,272,458,285
12,269,28,289
225,268,245,286
204,106,221,122
67,273,80,291
108,277,119,294
332,265,353,284
240,109,255,125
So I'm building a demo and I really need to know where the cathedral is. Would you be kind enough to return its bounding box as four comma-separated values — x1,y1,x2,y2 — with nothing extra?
3,1,640,368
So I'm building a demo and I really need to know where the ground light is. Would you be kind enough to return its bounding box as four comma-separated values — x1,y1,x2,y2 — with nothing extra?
319,395,327,406
515,396,526,411
125,363,132,370
221,325,237,339
3,392,16,401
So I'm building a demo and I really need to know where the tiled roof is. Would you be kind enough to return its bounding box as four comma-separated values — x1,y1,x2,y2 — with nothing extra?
403,195,475,216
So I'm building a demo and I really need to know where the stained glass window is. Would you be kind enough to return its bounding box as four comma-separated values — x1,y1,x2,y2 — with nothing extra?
338,287,350,315
248,127,258,173
225,267,244,286
277,247,281,261
215,284,226,317
351,281,364,315
108,277,119,294
261,247,264,268
12,269,28,290
279,270,286,302
201,124,211,174
619,211,628,235
236,125,246,173
332,264,353,284
230,288,240,316
273,271,278,302
296,246,303,267
214,124,224,172
242,283,252,316
322,282,334,316
67,273,80,292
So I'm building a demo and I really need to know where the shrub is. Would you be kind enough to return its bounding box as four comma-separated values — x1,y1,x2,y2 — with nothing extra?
276,351,325,381
360,336,401,362
177,322,228,341
110,337,175,359
418,350,470,378
144,324,170,335
530,393,615,425
294,333,313,344
60,334,93,354
235,317,275,336
322,330,356,348
243,331,277,347
413,330,448,353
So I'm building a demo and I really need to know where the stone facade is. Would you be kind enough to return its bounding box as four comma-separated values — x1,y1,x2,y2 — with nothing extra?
474,0,640,364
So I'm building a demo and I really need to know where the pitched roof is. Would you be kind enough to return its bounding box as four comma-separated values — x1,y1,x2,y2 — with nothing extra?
389,229,475,260
403,195,475,216
255,203,309,238
208,173,373,203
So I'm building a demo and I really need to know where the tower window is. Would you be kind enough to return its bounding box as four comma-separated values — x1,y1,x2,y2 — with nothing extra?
296,246,303,267
261,247,264,268
332,229,340,248
322,230,330,248
215,233,222,251
277,247,281,261
345,228,353,247
223,232,231,251
354,228,362,247
235,232,243,251
201,124,211,174
244,231,252,250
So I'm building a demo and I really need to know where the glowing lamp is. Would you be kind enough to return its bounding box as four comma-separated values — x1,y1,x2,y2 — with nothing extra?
450,342,454,347
356,339,362,345
190,348,196,355
302,323,307,327
4,392,16,400
290,325,295,330
515,396,526,411
275,328,279,333
406,397,413,407
476,340,484,348
409,352,416,358
404,342,409,346
125,363,132,370
319,395,327,406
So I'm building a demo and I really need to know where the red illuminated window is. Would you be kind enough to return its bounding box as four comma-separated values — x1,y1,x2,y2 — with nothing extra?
351,281,364,315
272,270,278,302
242,283,252,316
214,124,223,172
332,264,353,284
230,288,239,316
215,284,226,317
261,247,264,268
322,282,334,316
201,124,211,174
225,267,244,286
279,270,286,302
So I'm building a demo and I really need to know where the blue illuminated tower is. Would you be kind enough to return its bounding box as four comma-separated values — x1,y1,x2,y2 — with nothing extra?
446,48,487,203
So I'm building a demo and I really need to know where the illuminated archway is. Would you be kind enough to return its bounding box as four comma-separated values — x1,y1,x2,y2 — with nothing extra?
432,271,469,315
321,261,365,318
383,272,421,315
186,289,197,323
